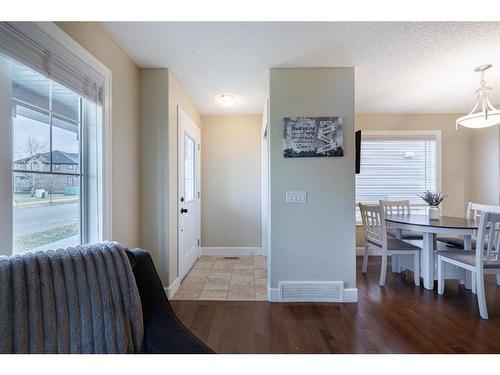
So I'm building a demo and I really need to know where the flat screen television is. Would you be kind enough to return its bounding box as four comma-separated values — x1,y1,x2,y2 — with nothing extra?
355,130,361,174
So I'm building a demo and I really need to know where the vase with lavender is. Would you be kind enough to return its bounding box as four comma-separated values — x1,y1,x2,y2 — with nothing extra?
418,190,446,220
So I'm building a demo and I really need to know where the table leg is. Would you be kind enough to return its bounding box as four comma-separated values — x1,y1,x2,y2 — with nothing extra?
463,235,475,293
422,232,435,290
464,234,471,250
392,228,403,273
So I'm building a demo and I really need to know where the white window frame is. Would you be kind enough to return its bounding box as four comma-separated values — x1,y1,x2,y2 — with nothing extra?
355,129,442,223
0,22,112,255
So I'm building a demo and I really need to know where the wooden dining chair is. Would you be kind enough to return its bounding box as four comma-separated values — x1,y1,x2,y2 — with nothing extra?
438,211,500,319
379,199,423,240
359,203,421,287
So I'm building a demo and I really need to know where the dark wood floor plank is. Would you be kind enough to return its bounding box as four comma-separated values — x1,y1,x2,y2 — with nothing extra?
171,257,500,353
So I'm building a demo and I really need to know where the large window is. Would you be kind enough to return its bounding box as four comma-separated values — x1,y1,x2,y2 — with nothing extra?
11,67,83,252
355,131,441,219
0,22,110,255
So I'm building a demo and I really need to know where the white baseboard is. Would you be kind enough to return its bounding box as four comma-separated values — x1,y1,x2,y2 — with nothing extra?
356,246,382,256
268,284,358,303
165,277,180,299
200,247,262,256
343,288,358,303
268,287,280,302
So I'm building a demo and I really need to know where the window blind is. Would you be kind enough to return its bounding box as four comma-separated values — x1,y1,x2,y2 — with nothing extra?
355,132,437,212
0,22,104,104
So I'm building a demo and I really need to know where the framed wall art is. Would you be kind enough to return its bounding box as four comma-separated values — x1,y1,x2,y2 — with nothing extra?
283,116,343,158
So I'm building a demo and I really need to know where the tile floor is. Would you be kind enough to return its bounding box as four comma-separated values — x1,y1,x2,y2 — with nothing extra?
172,255,268,301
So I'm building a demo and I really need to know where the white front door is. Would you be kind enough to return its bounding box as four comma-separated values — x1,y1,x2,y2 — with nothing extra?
178,106,201,280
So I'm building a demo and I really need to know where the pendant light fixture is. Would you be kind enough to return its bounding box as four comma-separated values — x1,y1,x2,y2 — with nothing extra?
456,64,500,129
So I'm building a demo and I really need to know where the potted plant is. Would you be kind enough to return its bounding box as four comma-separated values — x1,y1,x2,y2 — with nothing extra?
418,190,446,220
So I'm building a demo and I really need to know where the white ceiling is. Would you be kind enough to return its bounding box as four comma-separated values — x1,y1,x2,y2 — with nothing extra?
100,22,500,115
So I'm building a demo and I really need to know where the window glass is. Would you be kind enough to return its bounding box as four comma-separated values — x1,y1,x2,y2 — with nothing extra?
184,135,196,201
11,61,82,253
52,81,80,121
52,116,80,174
13,110,50,172
12,64,49,111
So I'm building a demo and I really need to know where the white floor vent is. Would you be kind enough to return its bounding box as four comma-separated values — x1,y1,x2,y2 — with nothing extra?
279,281,344,302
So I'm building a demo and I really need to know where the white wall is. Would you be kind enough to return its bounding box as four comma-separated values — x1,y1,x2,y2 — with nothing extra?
269,67,356,291
201,115,262,248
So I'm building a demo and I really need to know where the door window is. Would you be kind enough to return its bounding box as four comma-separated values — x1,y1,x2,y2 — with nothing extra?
184,135,196,201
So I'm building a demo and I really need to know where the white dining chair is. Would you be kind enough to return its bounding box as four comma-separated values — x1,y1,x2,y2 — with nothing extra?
437,202,500,249
438,211,500,319
380,199,423,240
379,199,411,215
359,203,421,287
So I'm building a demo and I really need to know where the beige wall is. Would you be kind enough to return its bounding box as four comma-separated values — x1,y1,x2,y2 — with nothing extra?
269,67,356,290
469,126,500,206
139,68,201,286
201,115,262,248
354,113,473,247
139,69,169,278
57,22,141,248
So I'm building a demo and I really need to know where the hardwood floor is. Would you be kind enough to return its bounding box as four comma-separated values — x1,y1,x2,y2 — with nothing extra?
171,256,500,353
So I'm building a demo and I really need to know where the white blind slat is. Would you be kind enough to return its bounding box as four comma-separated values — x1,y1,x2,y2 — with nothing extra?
356,133,437,212
0,22,104,104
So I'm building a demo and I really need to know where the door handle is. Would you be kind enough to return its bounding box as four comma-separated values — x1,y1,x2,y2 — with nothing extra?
180,208,188,214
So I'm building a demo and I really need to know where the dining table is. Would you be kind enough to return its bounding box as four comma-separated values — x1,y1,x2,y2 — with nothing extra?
384,214,478,290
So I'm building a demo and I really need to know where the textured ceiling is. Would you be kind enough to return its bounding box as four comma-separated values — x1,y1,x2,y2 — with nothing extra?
100,22,500,115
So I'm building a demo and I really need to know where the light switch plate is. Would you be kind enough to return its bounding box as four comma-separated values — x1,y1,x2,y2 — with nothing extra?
286,191,307,203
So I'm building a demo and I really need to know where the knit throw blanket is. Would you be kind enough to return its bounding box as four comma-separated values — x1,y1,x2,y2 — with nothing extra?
0,242,144,353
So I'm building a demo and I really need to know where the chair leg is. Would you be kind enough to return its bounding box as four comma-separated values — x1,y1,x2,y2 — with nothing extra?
362,242,369,274
379,253,388,287
437,256,445,295
496,274,500,286
413,252,420,286
476,270,488,319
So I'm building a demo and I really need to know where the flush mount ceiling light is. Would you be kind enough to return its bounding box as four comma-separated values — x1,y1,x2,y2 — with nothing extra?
456,64,500,129
215,93,238,107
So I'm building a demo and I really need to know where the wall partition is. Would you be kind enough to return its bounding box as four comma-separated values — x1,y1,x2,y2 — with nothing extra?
269,67,356,302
